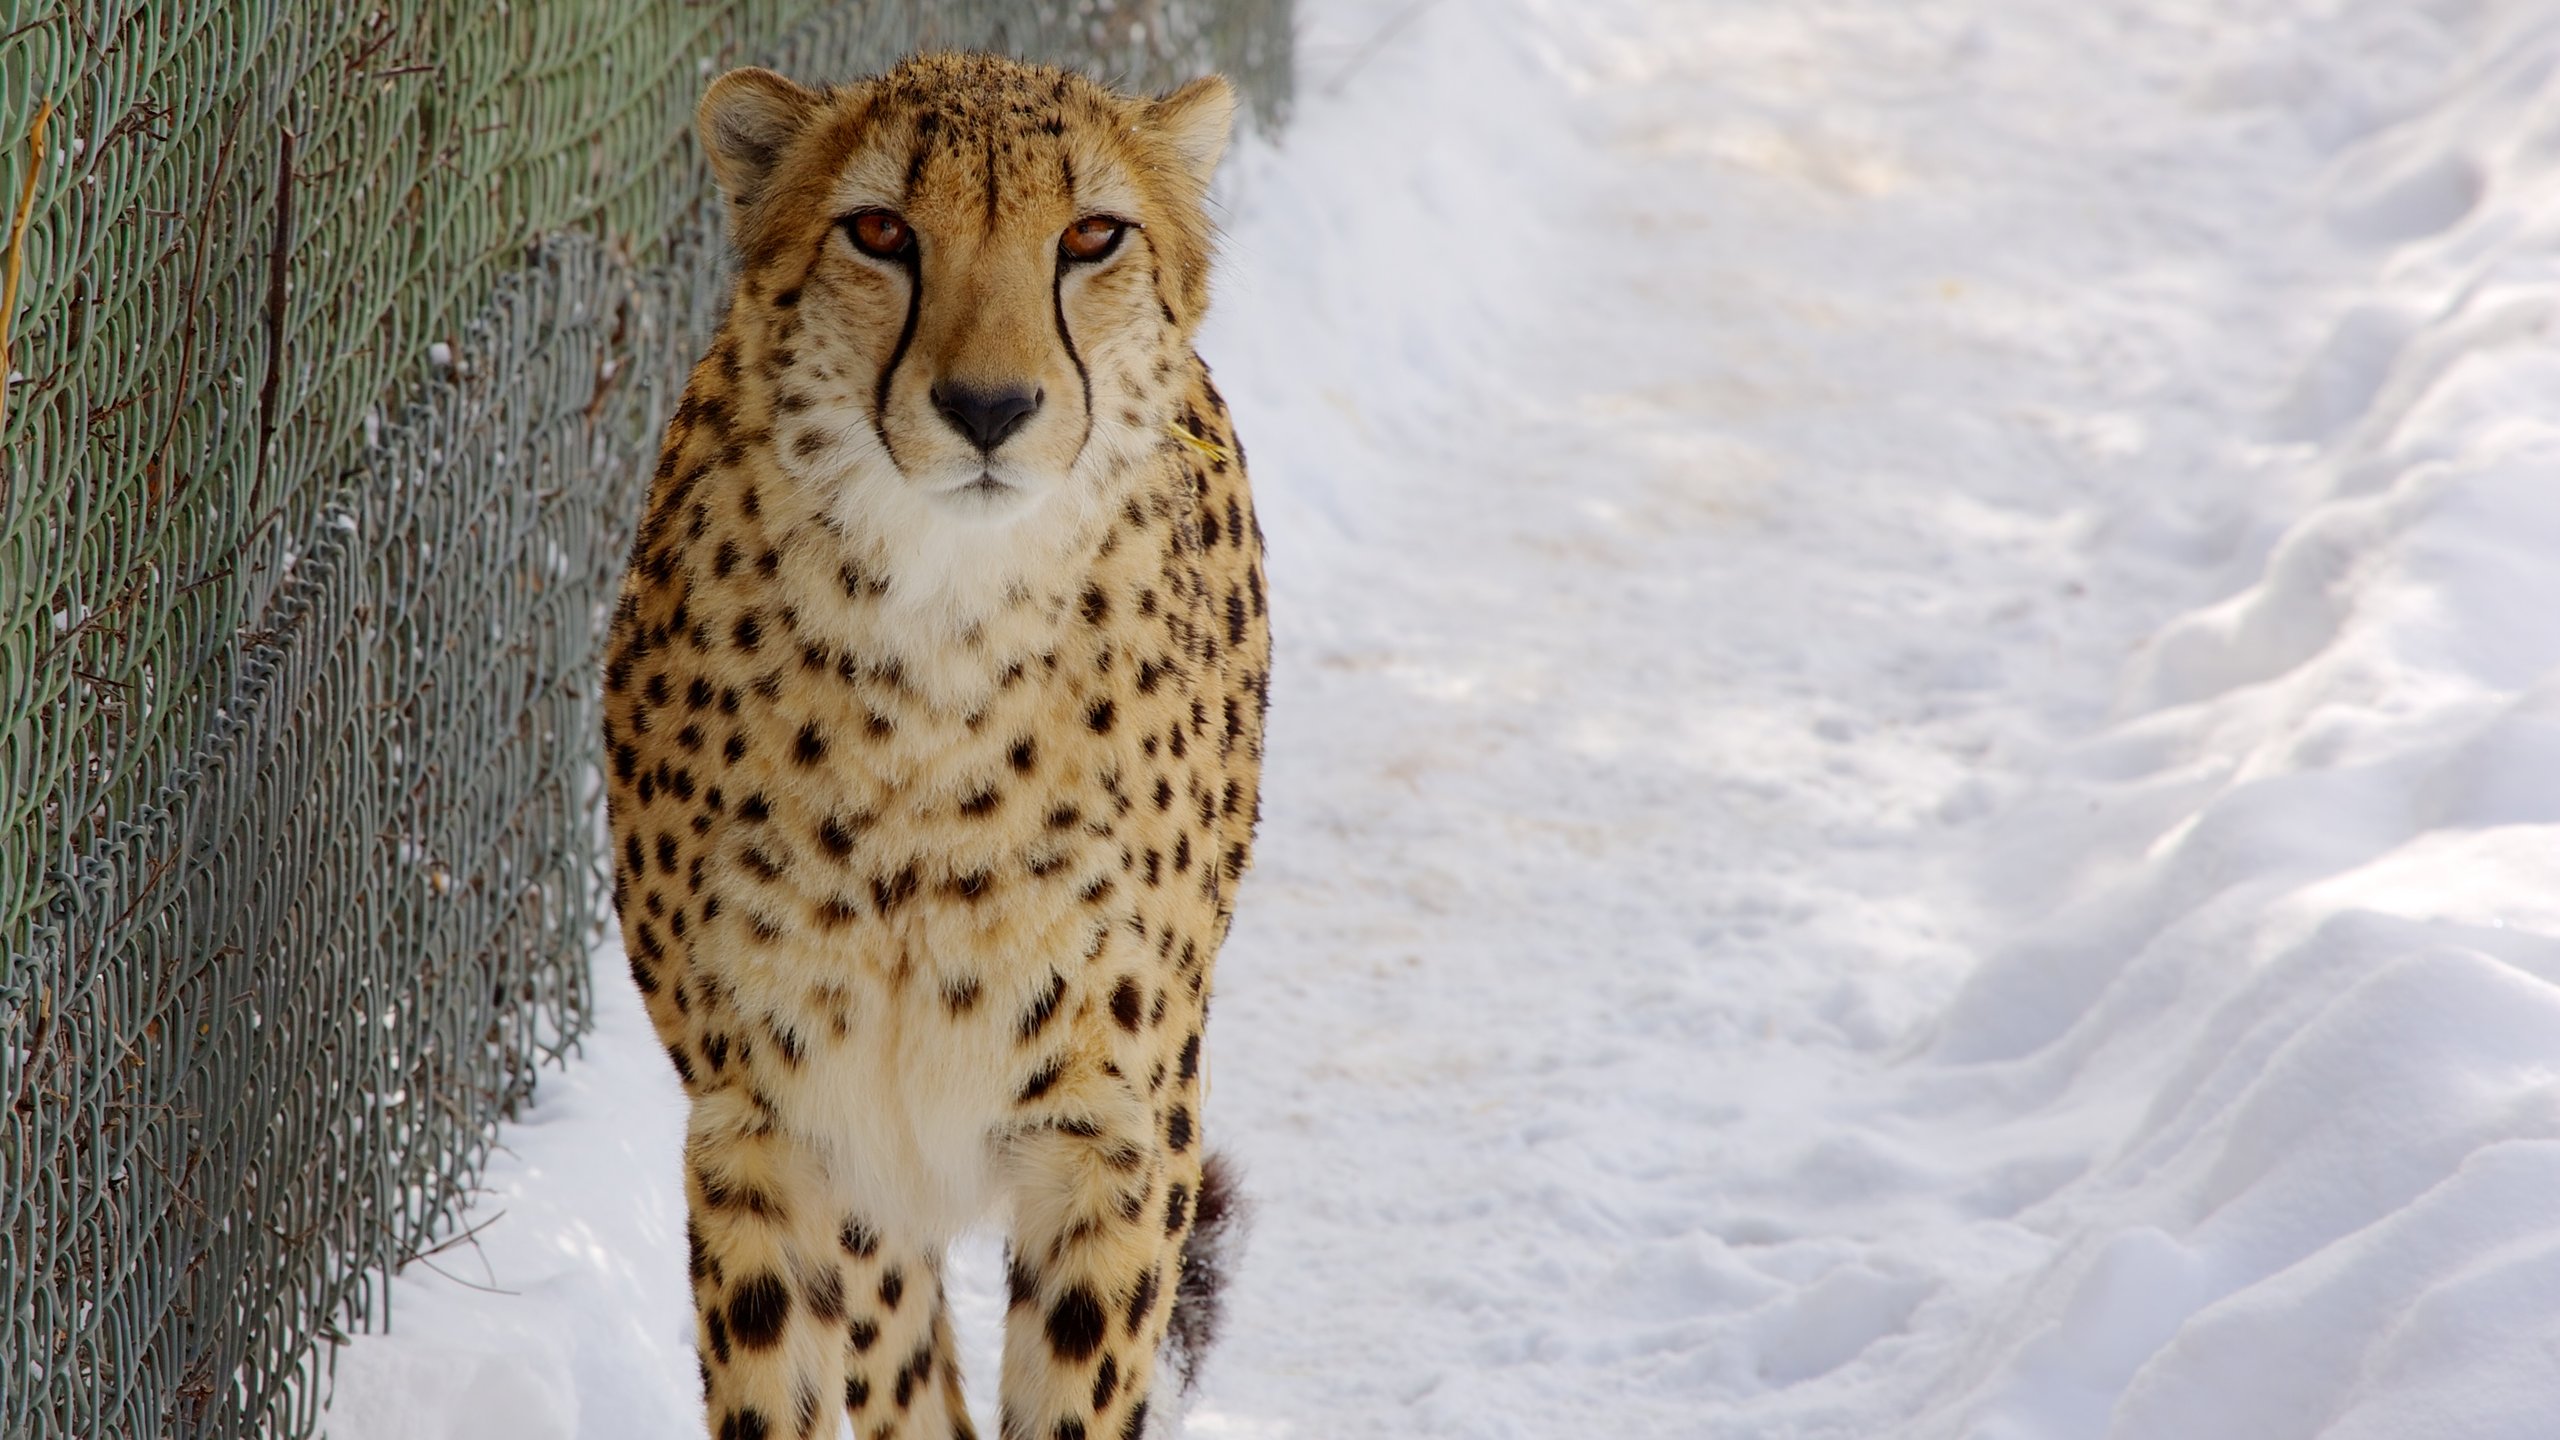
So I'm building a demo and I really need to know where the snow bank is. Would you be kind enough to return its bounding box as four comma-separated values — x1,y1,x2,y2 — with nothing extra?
316,969,700,1440
1924,8,2560,1435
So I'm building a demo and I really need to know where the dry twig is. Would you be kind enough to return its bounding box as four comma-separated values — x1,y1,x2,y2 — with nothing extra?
1,96,54,437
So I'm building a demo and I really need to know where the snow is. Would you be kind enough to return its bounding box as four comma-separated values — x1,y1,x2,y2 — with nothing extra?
320,0,2560,1437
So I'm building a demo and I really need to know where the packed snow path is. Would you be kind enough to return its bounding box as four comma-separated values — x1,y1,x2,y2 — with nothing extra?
324,1,2560,1437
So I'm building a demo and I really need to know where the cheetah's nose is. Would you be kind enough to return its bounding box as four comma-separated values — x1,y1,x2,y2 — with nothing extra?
930,381,1043,454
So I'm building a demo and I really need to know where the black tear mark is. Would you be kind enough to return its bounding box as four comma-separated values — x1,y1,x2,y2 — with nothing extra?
1051,252,1095,467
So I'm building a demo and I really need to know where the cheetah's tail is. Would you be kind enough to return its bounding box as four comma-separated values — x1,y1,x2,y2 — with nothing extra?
1164,1149,1250,1394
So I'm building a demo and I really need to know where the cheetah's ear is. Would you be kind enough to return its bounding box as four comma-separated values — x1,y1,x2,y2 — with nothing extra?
1147,74,1236,187
699,67,821,212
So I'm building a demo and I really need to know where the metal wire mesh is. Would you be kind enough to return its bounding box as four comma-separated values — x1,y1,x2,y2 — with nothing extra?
0,3,1290,1436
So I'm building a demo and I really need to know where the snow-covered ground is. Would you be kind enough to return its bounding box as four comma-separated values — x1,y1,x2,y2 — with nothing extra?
319,1,2560,1436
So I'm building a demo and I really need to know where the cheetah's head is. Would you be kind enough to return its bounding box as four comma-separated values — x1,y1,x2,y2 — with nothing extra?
697,54,1233,535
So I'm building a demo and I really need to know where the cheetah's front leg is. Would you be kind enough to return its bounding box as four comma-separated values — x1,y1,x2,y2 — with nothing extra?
686,1091,973,1440
996,1097,1202,1440
833,1223,974,1438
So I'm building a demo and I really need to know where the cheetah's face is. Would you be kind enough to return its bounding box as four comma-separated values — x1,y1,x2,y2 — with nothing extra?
698,57,1233,525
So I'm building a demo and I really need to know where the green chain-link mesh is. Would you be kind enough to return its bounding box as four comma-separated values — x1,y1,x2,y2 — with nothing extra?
0,3,1288,1435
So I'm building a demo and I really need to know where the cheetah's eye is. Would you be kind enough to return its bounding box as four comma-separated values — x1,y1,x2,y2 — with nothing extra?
1060,215,1129,263
845,209,913,260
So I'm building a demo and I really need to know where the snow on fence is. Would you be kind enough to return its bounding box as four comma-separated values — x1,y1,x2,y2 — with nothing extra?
0,5,1288,1437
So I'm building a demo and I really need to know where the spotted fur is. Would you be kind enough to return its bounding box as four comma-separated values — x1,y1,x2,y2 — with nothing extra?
603,52,1268,1440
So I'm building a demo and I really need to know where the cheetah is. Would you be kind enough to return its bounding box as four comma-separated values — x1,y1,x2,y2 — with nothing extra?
601,53,1269,1440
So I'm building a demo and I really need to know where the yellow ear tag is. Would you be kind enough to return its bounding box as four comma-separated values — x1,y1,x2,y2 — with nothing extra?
1166,422,1233,466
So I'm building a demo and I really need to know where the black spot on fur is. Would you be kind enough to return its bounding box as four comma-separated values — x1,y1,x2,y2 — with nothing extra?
1045,1284,1106,1362
1018,1058,1065,1104
805,1266,846,1323
729,1271,790,1350
873,864,919,913
1018,971,1066,1042
1124,1266,1159,1337
893,1342,931,1408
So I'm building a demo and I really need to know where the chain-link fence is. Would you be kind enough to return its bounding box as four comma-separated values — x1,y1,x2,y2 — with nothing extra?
0,4,1288,1435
